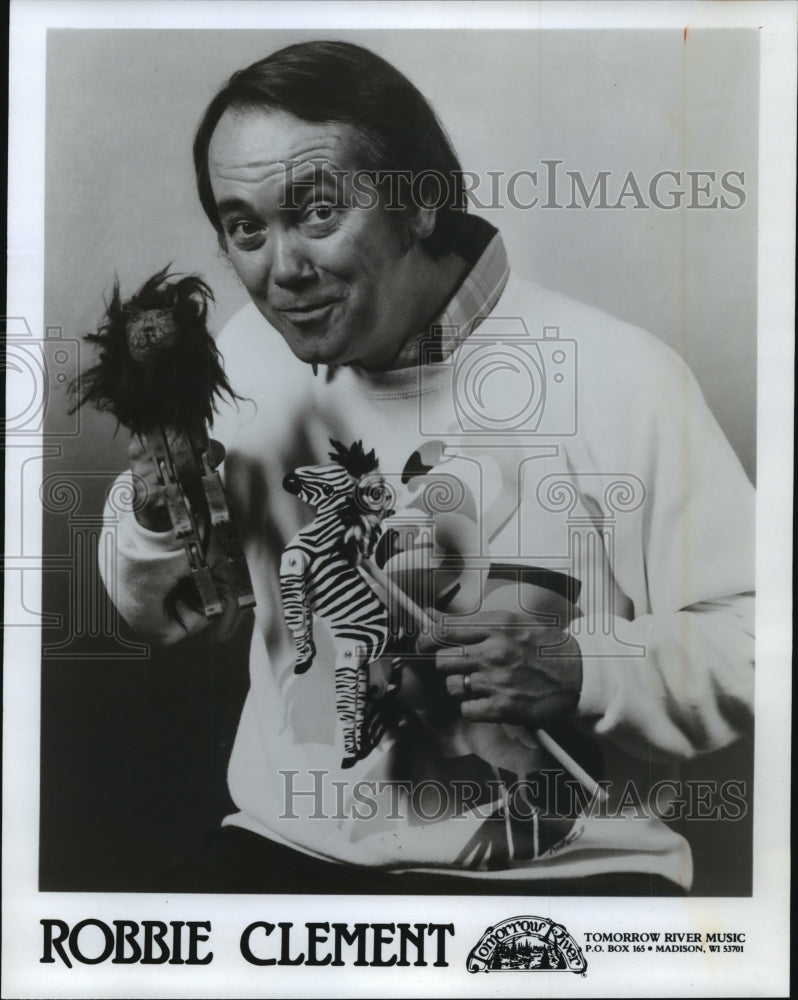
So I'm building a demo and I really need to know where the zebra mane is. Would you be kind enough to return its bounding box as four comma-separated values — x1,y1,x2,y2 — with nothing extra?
338,504,386,564
328,439,379,479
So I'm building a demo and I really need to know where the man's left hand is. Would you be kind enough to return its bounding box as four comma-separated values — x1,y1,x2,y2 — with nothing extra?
416,611,583,729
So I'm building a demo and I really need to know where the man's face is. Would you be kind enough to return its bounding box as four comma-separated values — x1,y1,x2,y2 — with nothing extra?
207,108,419,369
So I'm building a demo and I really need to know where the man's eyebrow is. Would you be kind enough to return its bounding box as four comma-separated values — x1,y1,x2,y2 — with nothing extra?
215,197,258,219
215,168,347,218
285,177,341,201
284,155,350,183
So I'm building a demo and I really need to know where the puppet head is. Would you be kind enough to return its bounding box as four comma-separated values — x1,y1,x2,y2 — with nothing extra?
283,439,395,563
70,265,238,434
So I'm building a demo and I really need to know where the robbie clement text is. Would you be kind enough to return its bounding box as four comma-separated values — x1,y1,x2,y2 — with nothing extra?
40,919,454,968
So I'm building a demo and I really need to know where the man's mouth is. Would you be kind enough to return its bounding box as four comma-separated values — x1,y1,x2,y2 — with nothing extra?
274,299,339,323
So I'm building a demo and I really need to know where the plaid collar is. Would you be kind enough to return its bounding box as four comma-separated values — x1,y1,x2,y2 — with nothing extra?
390,215,510,369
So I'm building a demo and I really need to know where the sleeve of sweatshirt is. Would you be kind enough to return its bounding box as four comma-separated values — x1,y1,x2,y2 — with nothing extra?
572,331,755,762
100,471,221,645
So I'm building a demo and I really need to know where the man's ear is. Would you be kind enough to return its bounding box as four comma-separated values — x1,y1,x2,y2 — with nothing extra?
407,171,447,241
406,204,437,241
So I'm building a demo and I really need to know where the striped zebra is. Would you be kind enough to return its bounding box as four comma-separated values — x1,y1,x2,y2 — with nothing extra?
280,440,394,768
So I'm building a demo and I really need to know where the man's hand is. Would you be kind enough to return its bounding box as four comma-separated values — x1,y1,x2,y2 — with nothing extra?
127,429,225,533
416,611,583,730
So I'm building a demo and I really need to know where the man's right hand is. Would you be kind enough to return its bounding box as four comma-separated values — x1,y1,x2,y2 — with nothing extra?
128,429,226,533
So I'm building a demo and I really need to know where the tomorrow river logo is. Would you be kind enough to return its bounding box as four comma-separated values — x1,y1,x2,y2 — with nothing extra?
466,915,587,974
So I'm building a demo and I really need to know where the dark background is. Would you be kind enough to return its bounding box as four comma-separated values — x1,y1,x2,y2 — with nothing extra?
40,597,253,891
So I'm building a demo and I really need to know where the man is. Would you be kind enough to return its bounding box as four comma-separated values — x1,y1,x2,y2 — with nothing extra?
105,41,754,893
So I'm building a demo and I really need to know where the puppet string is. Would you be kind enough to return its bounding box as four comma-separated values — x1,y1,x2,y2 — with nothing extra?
358,560,608,804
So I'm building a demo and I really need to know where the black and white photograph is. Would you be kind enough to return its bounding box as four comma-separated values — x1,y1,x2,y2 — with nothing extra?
4,1,794,997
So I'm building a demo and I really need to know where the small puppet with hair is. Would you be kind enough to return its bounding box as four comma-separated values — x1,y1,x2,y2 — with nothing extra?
72,266,255,622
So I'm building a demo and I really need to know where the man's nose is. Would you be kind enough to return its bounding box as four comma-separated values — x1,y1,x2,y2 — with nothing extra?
270,231,314,287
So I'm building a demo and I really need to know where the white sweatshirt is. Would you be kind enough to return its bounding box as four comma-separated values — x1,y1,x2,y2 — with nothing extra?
103,272,754,888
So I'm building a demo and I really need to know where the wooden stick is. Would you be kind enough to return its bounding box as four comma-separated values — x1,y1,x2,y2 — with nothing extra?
360,560,608,804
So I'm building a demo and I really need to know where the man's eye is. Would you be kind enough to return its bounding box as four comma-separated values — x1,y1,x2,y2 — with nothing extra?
302,203,338,229
228,221,267,249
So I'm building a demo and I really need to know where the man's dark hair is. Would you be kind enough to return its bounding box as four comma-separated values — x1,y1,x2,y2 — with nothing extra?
193,40,468,257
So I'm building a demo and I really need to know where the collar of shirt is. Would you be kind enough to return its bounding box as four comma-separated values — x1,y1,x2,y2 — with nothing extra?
389,215,510,369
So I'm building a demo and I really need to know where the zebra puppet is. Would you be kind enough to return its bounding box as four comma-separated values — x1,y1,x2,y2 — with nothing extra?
280,440,396,768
